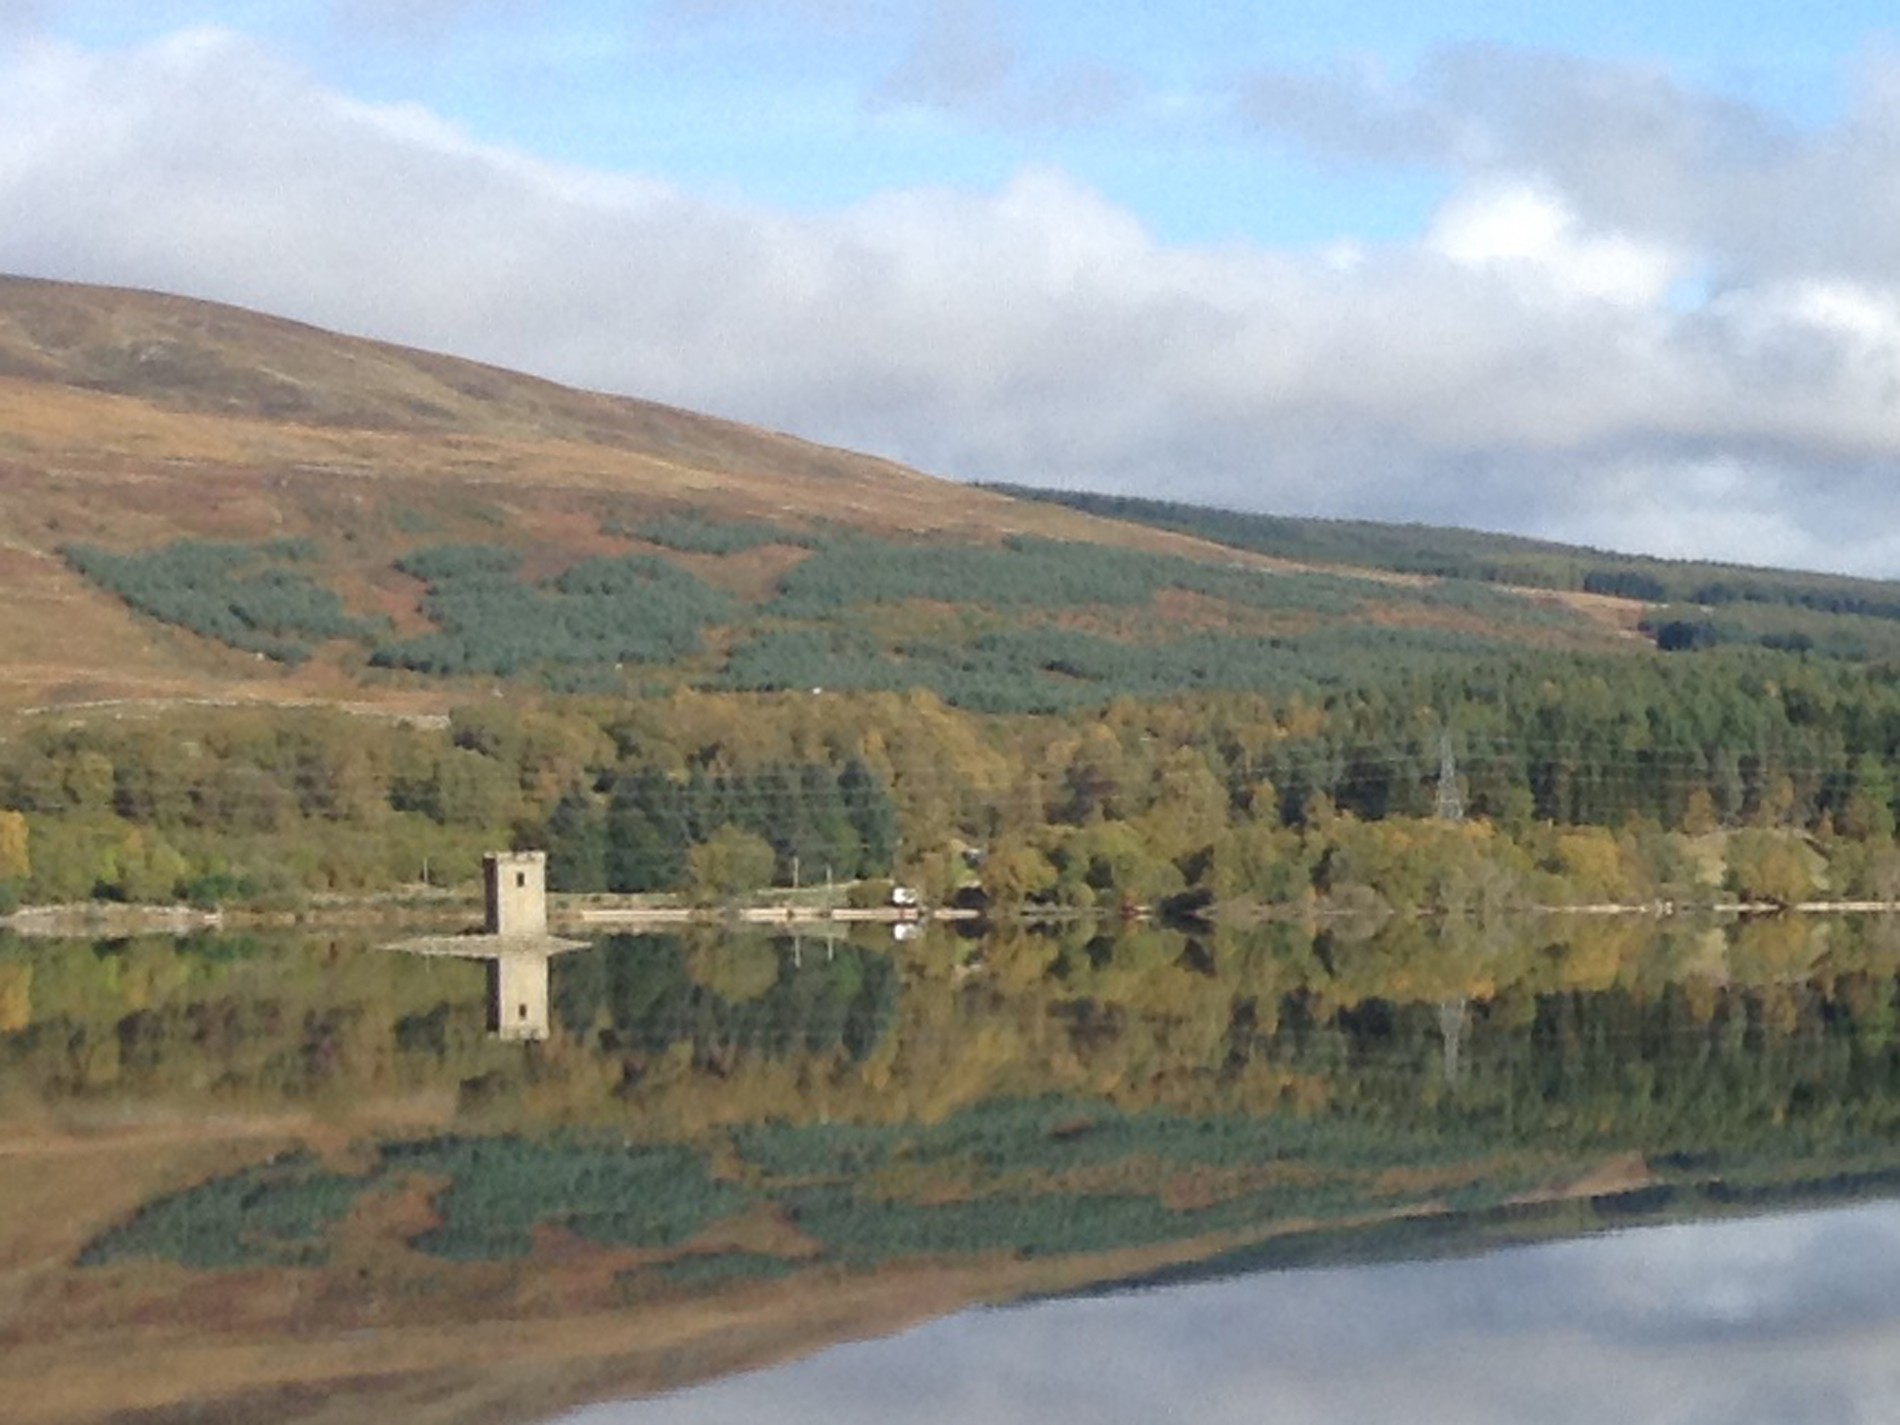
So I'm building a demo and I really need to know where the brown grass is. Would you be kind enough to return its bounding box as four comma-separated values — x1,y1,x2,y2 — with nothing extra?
0,278,1434,714
0,275,1659,715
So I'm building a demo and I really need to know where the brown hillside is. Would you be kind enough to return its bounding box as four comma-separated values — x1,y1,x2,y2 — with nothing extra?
0,272,903,465
0,275,1342,713
0,271,994,499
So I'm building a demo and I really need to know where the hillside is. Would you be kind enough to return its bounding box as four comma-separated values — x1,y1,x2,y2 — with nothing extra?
14,278,1900,913
992,485,1900,660
0,275,1352,707
0,275,1645,716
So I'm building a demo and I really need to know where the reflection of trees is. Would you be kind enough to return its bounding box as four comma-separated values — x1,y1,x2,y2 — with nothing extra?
13,919,1900,1183
582,933,899,1067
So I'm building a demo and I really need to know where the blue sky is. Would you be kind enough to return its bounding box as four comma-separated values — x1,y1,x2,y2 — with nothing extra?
26,1,1884,242
7,3,1900,573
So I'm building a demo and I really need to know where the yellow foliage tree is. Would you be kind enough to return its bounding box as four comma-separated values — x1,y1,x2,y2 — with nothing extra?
686,824,776,903
1682,787,1720,835
980,833,1058,909
1548,827,1639,904
1725,829,1816,907
112,827,190,903
0,961,30,1033
1135,748,1230,863
0,810,27,884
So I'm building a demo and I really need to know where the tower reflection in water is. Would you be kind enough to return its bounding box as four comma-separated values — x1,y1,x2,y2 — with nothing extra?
385,849,585,1040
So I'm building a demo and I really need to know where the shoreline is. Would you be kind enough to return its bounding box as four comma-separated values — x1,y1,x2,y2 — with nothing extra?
6,893,1900,938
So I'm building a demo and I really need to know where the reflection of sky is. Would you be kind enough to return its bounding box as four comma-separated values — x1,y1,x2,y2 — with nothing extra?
566,1202,1900,1425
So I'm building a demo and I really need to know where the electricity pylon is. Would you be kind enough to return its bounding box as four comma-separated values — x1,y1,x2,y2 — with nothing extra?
1435,730,1465,823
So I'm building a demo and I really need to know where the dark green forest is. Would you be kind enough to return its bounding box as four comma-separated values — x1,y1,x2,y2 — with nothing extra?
992,484,1900,639
57,521,1590,710
64,539,379,665
372,544,735,681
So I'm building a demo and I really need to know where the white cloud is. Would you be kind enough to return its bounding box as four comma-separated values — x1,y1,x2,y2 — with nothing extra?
6,31,1900,574
1427,182,1681,306
1239,44,1900,291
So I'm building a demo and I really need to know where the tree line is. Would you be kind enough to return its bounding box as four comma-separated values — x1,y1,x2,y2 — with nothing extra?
4,646,1900,910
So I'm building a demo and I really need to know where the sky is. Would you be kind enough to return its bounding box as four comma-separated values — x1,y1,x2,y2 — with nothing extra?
570,1201,1900,1424
5,4,1900,574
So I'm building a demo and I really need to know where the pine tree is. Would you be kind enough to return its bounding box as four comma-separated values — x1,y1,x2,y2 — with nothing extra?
840,758,900,876
545,787,607,892
606,769,687,891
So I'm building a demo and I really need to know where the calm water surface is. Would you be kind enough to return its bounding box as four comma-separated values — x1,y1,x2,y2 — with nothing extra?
11,914,1900,1424
572,1200,1900,1424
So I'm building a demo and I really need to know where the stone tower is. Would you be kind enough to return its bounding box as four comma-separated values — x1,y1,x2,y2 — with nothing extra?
484,850,548,938
389,851,579,1044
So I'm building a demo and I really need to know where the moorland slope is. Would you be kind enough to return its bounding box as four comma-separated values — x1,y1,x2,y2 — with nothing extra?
0,274,1335,711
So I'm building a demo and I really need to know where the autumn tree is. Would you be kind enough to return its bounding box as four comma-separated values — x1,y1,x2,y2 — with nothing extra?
1206,821,1308,905
1839,756,1897,841
1133,747,1231,864
1543,827,1646,905
687,825,777,903
1725,829,1816,907
1053,819,1184,913
685,935,782,1003
979,832,1059,910
0,809,28,886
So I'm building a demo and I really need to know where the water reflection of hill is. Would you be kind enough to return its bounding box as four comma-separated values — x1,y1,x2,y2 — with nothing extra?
9,915,1900,1423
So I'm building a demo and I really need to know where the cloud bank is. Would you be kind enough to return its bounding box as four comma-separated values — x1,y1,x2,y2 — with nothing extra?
5,30,1900,573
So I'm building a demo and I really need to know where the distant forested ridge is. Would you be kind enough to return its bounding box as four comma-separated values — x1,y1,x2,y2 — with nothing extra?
71,503,1900,688
990,484,1900,626
30,277,1900,918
